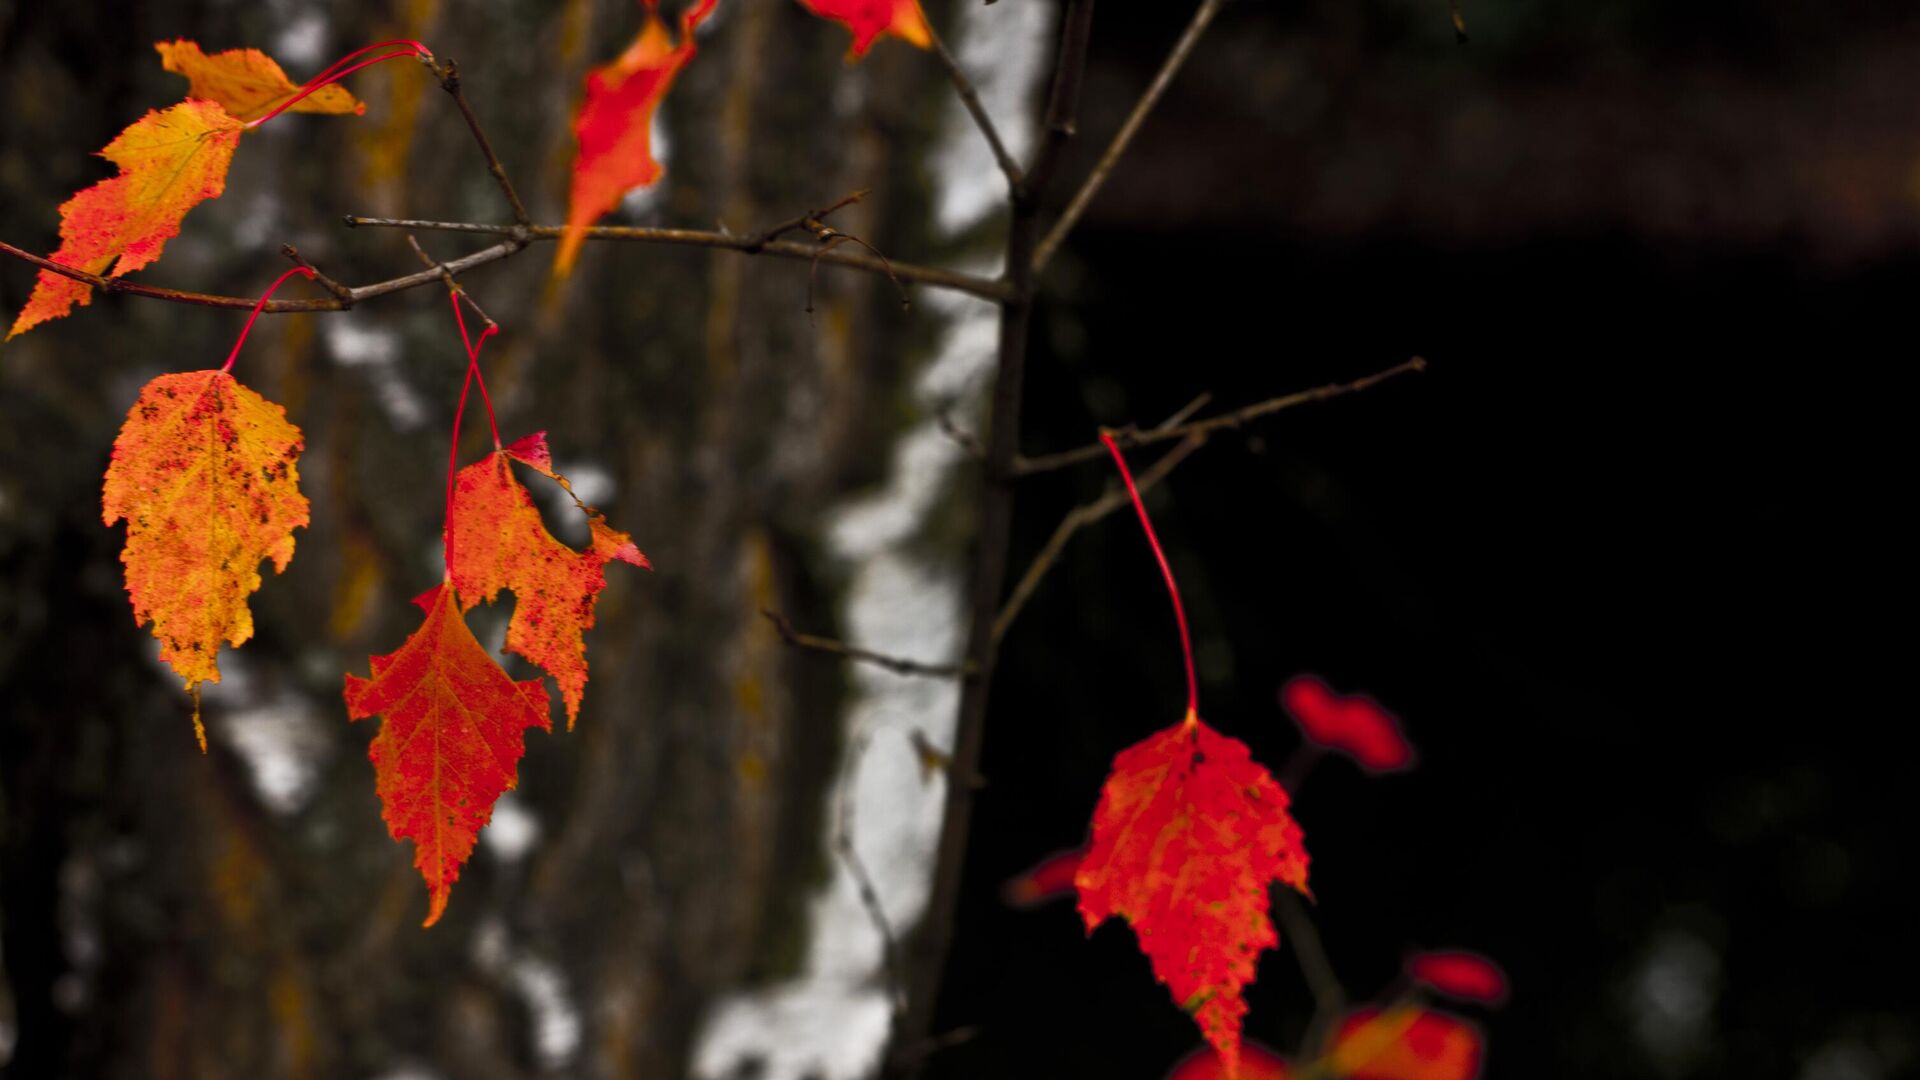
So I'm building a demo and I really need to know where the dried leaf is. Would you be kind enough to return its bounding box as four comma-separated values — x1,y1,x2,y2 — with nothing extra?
343,584,551,926
157,39,366,122
446,432,647,727
102,369,309,748
556,0,719,274
8,100,243,339
1076,713,1311,1075
796,0,932,59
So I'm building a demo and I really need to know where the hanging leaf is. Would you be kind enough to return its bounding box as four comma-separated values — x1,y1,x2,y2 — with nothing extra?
1076,712,1311,1077
446,432,648,728
1164,1040,1292,1080
7,100,244,339
1408,951,1508,1006
102,369,309,749
795,0,932,59
557,0,720,275
156,39,366,122
1002,846,1085,908
1279,674,1414,773
343,584,551,926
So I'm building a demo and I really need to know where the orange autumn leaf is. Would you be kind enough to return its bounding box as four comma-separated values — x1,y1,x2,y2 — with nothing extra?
1328,1007,1485,1080
1076,712,1311,1077
156,40,366,122
343,583,551,927
796,0,932,59
7,100,243,339
102,369,309,749
446,432,648,728
557,0,720,275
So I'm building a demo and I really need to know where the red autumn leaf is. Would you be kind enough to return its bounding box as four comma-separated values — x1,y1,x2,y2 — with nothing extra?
795,0,932,59
446,432,647,728
1328,1006,1485,1080
1075,712,1311,1076
156,39,366,122
7,99,244,339
1279,674,1414,773
1408,951,1509,1006
1165,1041,1292,1080
1002,846,1085,908
557,0,720,275
343,583,551,927
102,369,309,749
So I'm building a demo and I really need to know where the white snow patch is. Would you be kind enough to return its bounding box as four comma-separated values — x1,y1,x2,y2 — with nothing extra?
931,0,1056,235
272,10,329,67
481,791,542,863
691,5,1049,1070
324,321,427,430
220,693,331,815
511,955,584,1070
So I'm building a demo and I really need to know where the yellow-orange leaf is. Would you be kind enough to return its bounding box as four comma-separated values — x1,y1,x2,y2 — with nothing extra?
102,370,309,748
344,584,551,927
8,99,244,339
556,0,719,275
156,39,366,122
447,432,648,728
795,0,931,59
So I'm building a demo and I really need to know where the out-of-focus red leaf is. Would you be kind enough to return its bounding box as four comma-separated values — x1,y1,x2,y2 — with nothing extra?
557,0,719,275
794,0,931,59
1165,1040,1292,1080
1076,713,1311,1076
1328,1006,1484,1080
1408,951,1509,1006
1001,846,1084,908
1279,674,1414,773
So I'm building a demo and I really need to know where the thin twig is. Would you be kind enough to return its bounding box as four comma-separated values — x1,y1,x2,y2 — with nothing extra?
405,235,497,329
428,57,532,228
279,244,354,304
1033,0,1224,271
1023,0,1097,200
993,433,1204,644
342,217,1013,302
835,732,909,1020
741,189,868,252
936,409,985,460
924,22,1024,189
761,610,974,679
1013,359,1426,476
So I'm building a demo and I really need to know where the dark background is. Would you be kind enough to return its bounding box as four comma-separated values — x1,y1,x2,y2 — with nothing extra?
3,0,1912,1077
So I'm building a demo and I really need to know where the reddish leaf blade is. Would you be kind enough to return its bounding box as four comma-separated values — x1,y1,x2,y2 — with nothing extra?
1408,951,1509,1006
156,39,366,121
1329,1007,1485,1080
1165,1041,1292,1080
102,370,309,748
556,0,719,275
447,434,647,727
795,0,932,59
1076,714,1311,1075
1002,846,1085,908
344,584,550,926
1279,674,1414,773
8,100,244,338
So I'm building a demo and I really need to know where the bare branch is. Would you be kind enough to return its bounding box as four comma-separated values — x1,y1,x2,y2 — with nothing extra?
1024,0,1097,200
1033,0,1224,271
342,217,1014,302
924,22,1025,189
405,235,497,329
993,433,1204,644
835,732,909,1020
1012,359,1426,476
761,610,975,679
427,57,533,228
936,408,986,460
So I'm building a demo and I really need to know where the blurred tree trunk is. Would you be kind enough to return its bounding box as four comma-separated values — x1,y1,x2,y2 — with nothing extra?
1,1,950,1075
